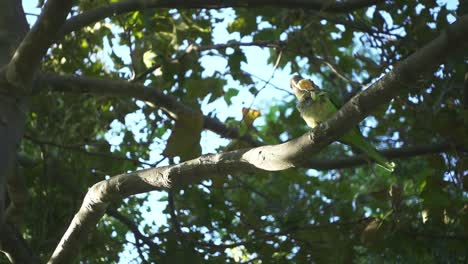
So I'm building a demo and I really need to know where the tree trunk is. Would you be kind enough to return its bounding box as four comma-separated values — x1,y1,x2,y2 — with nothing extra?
0,0,29,227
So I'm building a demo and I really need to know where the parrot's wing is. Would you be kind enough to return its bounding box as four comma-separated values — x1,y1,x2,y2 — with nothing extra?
325,90,343,110
324,90,367,137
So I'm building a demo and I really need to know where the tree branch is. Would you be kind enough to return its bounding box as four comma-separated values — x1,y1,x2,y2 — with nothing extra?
5,165,28,226
0,0,30,244
58,0,380,37
106,208,159,252
4,0,73,94
167,190,183,237
132,40,365,94
47,16,468,264
37,72,259,146
45,145,462,261
24,135,157,167
306,143,467,170
133,41,283,82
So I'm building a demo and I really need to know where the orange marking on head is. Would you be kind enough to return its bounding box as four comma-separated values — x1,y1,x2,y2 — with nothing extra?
297,79,315,91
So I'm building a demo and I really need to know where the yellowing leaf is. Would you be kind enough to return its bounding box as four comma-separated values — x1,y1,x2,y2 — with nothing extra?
242,107,261,127
227,17,247,33
80,39,88,49
164,111,203,161
131,11,140,20
143,51,156,68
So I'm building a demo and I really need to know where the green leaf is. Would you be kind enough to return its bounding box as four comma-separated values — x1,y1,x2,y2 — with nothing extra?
224,88,239,105
227,48,247,74
163,111,203,161
227,14,257,36
253,28,280,41
185,77,226,102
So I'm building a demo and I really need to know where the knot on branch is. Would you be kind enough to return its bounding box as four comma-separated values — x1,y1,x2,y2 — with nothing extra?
140,169,171,189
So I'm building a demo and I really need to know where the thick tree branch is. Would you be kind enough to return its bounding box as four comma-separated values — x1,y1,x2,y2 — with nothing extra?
45,145,461,261
58,0,379,37
47,16,468,264
5,165,28,226
4,0,73,94
37,73,259,146
0,0,30,256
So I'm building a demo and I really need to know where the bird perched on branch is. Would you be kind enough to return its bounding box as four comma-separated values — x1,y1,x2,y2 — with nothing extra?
290,75,395,172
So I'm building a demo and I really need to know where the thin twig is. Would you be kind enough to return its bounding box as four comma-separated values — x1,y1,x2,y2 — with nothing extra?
24,135,155,167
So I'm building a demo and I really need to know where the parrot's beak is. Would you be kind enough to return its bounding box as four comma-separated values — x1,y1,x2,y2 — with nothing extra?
290,75,303,91
290,75,309,101
290,75,316,92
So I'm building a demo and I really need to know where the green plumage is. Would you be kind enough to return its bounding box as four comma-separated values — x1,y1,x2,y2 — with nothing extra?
290,75,395,172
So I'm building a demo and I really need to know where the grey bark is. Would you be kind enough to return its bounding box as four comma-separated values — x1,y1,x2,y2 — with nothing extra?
0,0,29,229
0,0,30,262
0,0,73,262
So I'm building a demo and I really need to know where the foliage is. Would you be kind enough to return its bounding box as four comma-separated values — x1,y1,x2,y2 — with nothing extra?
5,0,467,263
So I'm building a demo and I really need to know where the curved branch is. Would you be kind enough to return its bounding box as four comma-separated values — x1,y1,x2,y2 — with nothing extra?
4,0,73,94
46,136,319,263
58,0,379,37
5,165,28,226
45,144,460,260
47,16,468,264
37,72,259,146
106,208,159,251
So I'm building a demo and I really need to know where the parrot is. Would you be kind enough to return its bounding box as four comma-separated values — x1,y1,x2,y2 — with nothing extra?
290,75,395,172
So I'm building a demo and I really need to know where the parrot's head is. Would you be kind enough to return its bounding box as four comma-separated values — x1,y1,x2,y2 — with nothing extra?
290,75,319,101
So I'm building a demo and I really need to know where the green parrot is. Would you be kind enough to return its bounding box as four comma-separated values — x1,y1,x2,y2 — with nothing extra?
290,75,395,172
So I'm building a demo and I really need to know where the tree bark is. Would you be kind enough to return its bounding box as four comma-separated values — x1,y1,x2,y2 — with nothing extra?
0,0,73,261
0,0,29,229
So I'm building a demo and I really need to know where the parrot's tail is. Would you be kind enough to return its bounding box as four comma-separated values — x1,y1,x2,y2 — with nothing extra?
358,143,395,172
342,131,395,172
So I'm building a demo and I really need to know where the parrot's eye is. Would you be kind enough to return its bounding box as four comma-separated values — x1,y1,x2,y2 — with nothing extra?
297,79,314,91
